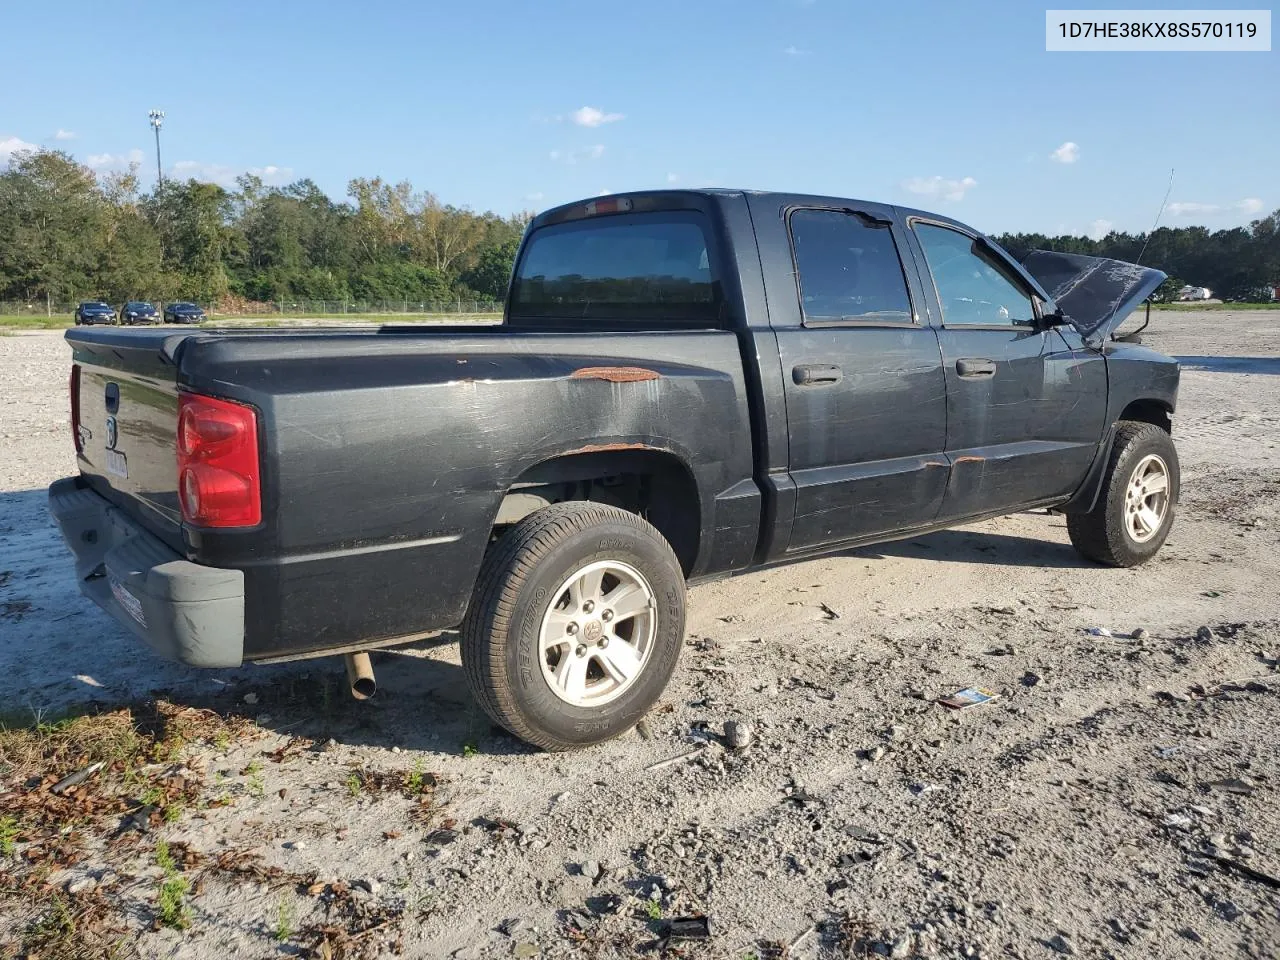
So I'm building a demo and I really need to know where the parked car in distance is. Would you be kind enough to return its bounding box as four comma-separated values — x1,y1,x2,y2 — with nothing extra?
74,301,116,325
119,301,160,325
163,302,207,324
52,188,1180,752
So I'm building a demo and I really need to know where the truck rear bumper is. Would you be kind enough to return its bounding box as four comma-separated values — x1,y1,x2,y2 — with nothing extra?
48,477,245,668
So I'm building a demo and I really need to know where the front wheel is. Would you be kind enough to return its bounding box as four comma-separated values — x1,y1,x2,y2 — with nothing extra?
1067,421,1179,567
460,502,686,750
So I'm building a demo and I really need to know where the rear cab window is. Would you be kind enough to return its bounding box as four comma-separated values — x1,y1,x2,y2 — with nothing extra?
507,211,720,325
788,209,914,325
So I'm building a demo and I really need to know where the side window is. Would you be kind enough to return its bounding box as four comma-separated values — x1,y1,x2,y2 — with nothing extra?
914,223,1035,326
789,209,913,323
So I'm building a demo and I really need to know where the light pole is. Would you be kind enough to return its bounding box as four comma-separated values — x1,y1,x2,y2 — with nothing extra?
148,109,165,187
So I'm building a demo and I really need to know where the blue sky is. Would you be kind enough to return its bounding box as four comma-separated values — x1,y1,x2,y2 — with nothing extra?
2,0,1275,236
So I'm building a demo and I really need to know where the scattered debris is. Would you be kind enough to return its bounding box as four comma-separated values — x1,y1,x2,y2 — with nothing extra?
1196,626,1216,642
724,719,754,750
1204,777,1255,796
979,605,1017,616
1047,932,1077,955
937,687,999,710
1210,855,1280,889
843,825,885,844
1085,627,1113,637
645,749,702,773
818,602,841,620
666,915,712,940
635,719,653,740
1131,627,1149,640
49,759,106,795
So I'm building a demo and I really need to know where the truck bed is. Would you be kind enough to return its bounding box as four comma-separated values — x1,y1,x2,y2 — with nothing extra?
65,323,762,660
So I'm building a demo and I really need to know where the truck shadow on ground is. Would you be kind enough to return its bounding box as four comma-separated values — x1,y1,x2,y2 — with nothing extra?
1174,355,1280,375
847,525,1095,569
1,484,1086,758
0,483,515,755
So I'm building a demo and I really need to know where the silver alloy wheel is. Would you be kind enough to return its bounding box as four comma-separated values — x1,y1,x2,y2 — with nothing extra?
539,559,657,707
1124,453,1171,543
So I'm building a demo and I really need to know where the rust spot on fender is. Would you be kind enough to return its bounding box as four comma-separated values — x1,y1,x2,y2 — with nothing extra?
567,442,650,455
954,455,985,464
570,365,661,383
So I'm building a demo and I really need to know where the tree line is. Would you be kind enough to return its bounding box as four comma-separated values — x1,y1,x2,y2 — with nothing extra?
1,148,1277,309
0,150,529,309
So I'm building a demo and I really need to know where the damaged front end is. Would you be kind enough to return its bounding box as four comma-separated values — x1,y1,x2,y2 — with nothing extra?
1021,250,1166,346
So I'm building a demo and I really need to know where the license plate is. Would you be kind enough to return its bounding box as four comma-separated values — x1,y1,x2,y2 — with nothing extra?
109,576,147,627
105,449,128,478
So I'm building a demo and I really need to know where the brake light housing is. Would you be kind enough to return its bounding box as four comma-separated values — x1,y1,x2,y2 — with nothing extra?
70,364,83,454
176,393,262,527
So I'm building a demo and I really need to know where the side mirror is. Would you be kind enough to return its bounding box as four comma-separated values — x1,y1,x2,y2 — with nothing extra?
1037,307,1070,330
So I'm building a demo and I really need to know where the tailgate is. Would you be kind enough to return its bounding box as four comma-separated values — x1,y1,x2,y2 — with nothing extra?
68,328,192,550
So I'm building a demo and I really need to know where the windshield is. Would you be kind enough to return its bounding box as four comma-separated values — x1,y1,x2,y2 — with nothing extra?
508,211,720,323
125,302,153,310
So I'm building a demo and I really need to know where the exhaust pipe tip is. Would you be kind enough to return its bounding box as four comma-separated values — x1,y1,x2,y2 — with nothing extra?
344,652,376,700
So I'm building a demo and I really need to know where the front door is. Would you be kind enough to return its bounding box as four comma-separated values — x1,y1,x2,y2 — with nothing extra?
767,205,950,553
907,221,1107,519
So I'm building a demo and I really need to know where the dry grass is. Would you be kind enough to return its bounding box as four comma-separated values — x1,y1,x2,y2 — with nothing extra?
0,701,261,958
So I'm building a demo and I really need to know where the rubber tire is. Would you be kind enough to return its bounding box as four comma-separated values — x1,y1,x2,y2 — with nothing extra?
1067,421,1179,567
460,502,686,751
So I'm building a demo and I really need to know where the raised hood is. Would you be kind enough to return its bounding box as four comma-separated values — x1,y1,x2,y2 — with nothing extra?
1020,250,1166,343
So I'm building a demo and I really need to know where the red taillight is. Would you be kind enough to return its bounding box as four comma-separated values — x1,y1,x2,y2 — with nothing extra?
70,364,83,454
176,393,261,527
582,197,633,216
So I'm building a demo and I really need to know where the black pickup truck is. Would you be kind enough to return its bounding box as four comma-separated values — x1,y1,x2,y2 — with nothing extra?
50,189,1180,750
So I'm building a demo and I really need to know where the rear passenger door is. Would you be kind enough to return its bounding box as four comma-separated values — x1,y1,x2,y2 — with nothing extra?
905,220,1107,519
757,203,950,554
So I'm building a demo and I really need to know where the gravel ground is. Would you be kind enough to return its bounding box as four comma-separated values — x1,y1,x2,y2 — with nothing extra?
1,312,1278,959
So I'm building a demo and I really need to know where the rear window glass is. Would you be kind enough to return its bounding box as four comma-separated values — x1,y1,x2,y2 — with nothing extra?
789,209,913,323
508,211,720,323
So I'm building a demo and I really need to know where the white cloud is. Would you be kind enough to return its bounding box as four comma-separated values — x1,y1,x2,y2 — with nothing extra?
571,106,624,128
783,45,809,56
900,175,978,202
169,160,292,187
0,135,39,161
1168,197,1265,218
1050,141,1080,164
249,164,294,184
666,173,679,183
550,144,606,165
54,129,77,141
1088,219,1113,241
86,149,145,169
525,191,544,203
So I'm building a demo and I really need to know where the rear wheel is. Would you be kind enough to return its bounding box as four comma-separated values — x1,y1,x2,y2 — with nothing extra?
1067,421,1179,567
460,502,686,750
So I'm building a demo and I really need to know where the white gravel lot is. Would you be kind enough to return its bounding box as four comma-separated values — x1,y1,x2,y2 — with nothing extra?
1,312,1278,959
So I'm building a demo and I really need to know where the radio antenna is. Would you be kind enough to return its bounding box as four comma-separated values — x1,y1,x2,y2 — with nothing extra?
1135,167,1174,266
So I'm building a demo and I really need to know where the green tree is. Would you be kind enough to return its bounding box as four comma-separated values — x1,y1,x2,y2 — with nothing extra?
462,234,521,299
0,150,104,310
